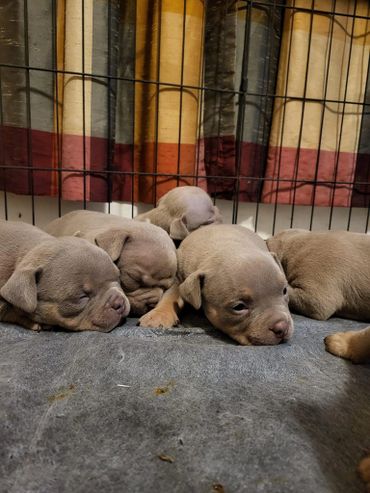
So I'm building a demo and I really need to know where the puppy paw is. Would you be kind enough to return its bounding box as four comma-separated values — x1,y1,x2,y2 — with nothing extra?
325,332,351,358
324,331,364,363
138,309,179,329
30,322,44,332
358,456,370,488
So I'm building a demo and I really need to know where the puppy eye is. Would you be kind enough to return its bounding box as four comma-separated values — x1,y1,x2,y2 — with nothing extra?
78,293,90,303
232,302,249,312
283,287,288,295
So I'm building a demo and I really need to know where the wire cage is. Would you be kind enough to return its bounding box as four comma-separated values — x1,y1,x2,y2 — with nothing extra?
0,0,369,236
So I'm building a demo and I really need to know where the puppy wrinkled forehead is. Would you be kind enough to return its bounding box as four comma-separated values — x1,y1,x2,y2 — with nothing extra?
51,237,119,278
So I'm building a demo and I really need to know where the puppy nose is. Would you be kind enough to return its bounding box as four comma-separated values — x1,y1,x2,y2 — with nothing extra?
108,292,128,316
270,320,289,339
112,298,124,310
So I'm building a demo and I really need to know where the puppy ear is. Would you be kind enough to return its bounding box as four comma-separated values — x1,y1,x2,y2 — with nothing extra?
95,229,130,262
179,271,204,310
0,266,41,313
170,216,189,240
270,252,284,273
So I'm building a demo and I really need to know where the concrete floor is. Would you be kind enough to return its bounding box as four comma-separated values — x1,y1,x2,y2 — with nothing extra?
1,313,369,493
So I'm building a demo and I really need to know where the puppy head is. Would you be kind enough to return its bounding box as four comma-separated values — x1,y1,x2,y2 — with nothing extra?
267,228,309,260
158,187,223,240
0,237,129,331
95,227,177,315
169,205,223,241
179,253,293,345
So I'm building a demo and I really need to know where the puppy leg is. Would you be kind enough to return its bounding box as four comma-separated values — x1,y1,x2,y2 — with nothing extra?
288,285,337,320
138,283,183,328
324,326,370,363
358,455,370,492
0,301,43,331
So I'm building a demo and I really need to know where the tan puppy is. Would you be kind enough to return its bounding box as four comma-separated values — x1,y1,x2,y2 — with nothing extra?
45,210,177,315
267,229,370,322
0,220,129,332
135,186,222,240
139,225,293,345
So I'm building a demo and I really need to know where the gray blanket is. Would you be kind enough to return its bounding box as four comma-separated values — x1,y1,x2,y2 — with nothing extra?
1,314,369,493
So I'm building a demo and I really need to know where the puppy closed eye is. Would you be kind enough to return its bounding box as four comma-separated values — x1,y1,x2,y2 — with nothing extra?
283,287,288,296
77,292,90,305
232,302,249,313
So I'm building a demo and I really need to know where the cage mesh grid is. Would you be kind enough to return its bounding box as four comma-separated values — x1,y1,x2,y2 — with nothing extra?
0,0,369,233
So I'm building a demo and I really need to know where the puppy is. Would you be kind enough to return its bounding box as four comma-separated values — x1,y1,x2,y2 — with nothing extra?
139,225,293,345
0,220,129,332
267,229,370,322
45,210,177,315
135,186,222,240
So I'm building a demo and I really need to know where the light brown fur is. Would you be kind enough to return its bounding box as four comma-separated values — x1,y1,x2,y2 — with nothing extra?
139,225,293,345
135,186,222,240
358,455,370,491
0,220,129,332
267,229,370,363
324,327,370,364
45,210,177,315
267,230,370,321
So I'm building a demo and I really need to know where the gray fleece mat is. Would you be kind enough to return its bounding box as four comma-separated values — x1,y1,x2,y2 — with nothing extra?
0,313,369,493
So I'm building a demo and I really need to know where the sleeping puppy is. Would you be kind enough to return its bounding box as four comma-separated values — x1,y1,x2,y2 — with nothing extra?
135,186,222,240
139,225,293,345
0,220,129,332
267,229,370,323
45,210,177,315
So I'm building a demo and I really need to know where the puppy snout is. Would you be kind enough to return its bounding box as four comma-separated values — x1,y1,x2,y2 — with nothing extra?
108,292,129,317
270,320,289,339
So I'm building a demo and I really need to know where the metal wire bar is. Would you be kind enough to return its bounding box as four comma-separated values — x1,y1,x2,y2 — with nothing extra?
153,0,162,205
271,0,296,235
3,61,370,108
0,163,368,188
328,0,358,229
0,68,8,220
107,0,113,212
52,0,62,218
346,2,370,231
289,0,315,228
309,0,337,230
176,0,187,187
23,0,35,224
130,0,137,219
81,0,87,208
232,0,252,224
254,0,280,232
0,1,369,233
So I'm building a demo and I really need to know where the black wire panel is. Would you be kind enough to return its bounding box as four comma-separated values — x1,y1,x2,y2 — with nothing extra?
0,0,369,233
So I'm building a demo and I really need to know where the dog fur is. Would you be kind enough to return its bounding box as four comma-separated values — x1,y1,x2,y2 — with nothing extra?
135,186,222,240
267,229,370,322
324,326,370,364
0,220,129,332
45,210,177,315
139,225,293,345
